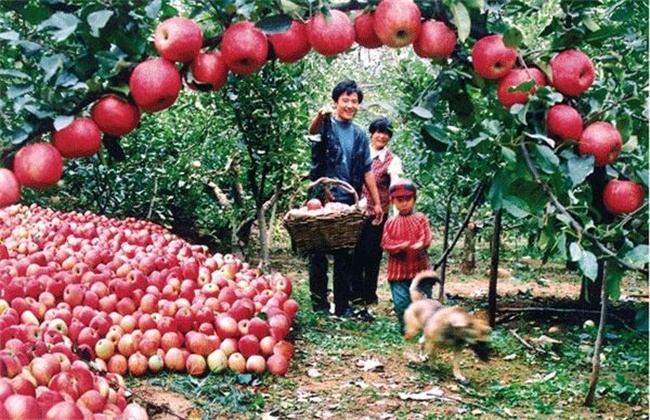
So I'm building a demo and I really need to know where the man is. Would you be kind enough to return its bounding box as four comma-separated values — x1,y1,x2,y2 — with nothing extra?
307,80,383,317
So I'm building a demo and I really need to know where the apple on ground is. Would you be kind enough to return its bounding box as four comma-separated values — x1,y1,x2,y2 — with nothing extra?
471,34,518,79
268,20,311,63
413,20,457,60
129,58,182,113
372,0,421,48
12,143,63,190
549,49,595,97
186,354,207,376
546,104,583,142
154,17,203,63
206,349,228,373
578,121,622,167
307,10,355,57
602,180,645,216
227,352,246,373
245,354,266,374
266,354,289,376
220,21,268,75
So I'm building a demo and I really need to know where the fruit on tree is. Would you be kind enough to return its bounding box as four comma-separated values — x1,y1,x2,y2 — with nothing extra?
373,0,422,48
220,21,268,75
602,180,645,215
353,12,382,49
0,169,20,207
154,17,203,63
471,34,518,79
51,118,102,159
307,10,355,57
578,121,622,166
546,104,583,142
129,58,182,113
13,143,63,189
189,52,229,91
550,49,595,97
413,20,457,60
496,68,547,107
268,20,312,63
90,95,141,137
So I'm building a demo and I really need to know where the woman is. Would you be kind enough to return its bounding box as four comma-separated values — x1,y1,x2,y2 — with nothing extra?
351,117,403,318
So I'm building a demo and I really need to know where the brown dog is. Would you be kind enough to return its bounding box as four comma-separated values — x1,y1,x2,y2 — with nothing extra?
403,270,492,382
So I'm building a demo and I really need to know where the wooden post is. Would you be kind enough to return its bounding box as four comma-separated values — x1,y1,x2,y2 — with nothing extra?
488,209,502,328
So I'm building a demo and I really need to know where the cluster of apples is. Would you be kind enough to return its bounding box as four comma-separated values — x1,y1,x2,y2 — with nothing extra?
0,204,299,418
300,198,351,213
470,35,644,216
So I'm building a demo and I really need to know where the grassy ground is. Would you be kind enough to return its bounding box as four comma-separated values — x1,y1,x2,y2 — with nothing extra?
129,244,649,419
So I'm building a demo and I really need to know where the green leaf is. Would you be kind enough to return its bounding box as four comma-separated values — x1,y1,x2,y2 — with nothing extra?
569,242,582,261
420,123,452,152
7,84,33,99
0,69,30,79
54,115,74,131
39,54,65,82
279,0,301,14
581,17,600,32
625,245,649,266
38,12,80,42
579,251,598,280
451,1,471,42
411,106,433,119
87,10,114,38
566,154,594,187
585,26,625,43
488,171,507,210
508,80,535,93
502,195,530,218
501,146,516,163
535,144,560,174
23,5,51,25
461,0,485,10
606,263,625,301
503,26,524,49
256,14,292,34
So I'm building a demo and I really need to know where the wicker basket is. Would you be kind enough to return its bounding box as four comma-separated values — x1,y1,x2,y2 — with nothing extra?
282,177,366,255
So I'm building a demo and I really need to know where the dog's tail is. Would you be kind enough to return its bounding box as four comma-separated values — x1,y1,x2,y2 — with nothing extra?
409,269,440,302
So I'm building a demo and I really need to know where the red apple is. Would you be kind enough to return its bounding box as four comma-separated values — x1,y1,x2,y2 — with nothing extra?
471,34,518,79
602,180,645,216
306,198,322,210
237,334,260,359
547,104,583,142
496,67,547,107
266,354,289,376
186,354,207,376
3,394,41,420
353,12,382,49
268,20,311,63
129,58,182,113
227,352,246,373
550,49,595,97
413,20,457,60
215,315,239,340
221,21,268,75
189,52,228,91
51,117,102,159
0,169,20,207
578,122,622,167
307,10,355,57
127,352,148,377
90,95,141,137
206,349,228,373
45,401,83,420
154,17,203,63
163,347,186,372
373,0,421,48
245,354,266,374
12,143,63,189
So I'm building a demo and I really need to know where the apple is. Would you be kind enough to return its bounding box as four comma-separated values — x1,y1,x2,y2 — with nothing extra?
268,20,311,63
3,394,41,420
282,299,299,319
237,334,260,358
220,21,268,75
602,180,645,216
77,389,106,413
496,67,547,107
306,198,323,210
373,0,421,48
215,315,239,340
154,17,203,63
547,104,583,142
550,49,595,97
90,95,141,137
186,332,214,356
164,347,186,372
245,354,266,374
186,354,207,376
413,20,456,60
273,340,295,359
147,354,164,373
266,354,289,376
227,352,246,373
578,122,622,167
44,401,83,420
51,117,102,159
122,403,149,420
189,52,229,91
127,352,148,377
471,34,518,79
353,12,382,49
12,143,63,190
129,58,182,113
307,10,355,57
206,349,228,373
0,169,20,207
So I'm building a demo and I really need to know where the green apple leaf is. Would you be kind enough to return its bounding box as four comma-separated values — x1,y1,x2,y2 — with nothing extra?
579,251,598,280
569,242,582,261
451,1,471,42
503,26,524,49
411,106,433,119
38,12,80,42
421,123,452,152
625,245,649,266
567,154,594,187
7,84,33,99
87,10,114,38
54,115,74,131
256,15,293,34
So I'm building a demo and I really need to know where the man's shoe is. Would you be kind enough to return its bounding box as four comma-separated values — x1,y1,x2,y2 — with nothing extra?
356,308,375,322
334,307,355,319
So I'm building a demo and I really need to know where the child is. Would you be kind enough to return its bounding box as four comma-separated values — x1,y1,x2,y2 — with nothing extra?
380,179,433,334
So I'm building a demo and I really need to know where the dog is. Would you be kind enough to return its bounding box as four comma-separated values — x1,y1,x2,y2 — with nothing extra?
403,270,492,382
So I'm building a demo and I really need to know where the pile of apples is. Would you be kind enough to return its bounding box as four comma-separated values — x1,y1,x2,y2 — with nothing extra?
300,198,351,213
0,204,299,419
470,34,644,216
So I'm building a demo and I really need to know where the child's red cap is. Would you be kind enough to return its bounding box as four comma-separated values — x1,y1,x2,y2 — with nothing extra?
389,179,417,198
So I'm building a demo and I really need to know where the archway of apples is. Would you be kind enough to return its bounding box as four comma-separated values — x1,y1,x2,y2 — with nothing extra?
0,0,646,417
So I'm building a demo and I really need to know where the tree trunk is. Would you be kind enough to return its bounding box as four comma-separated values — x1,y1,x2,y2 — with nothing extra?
460,220,476,274
488,209,502,328
438,192,453,300
584,260,609,406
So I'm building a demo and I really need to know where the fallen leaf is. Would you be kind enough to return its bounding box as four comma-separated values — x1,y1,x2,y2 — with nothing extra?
399,386,444,400
307,368,321,378
356,358,384,372
503,353,517,360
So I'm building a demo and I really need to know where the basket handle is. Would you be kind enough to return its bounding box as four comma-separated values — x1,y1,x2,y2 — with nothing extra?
307,177,359,205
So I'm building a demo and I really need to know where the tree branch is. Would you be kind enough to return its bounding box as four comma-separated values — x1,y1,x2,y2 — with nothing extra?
519,142,648,276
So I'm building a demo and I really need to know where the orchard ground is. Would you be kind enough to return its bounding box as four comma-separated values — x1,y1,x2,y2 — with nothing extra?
128,236,649,420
